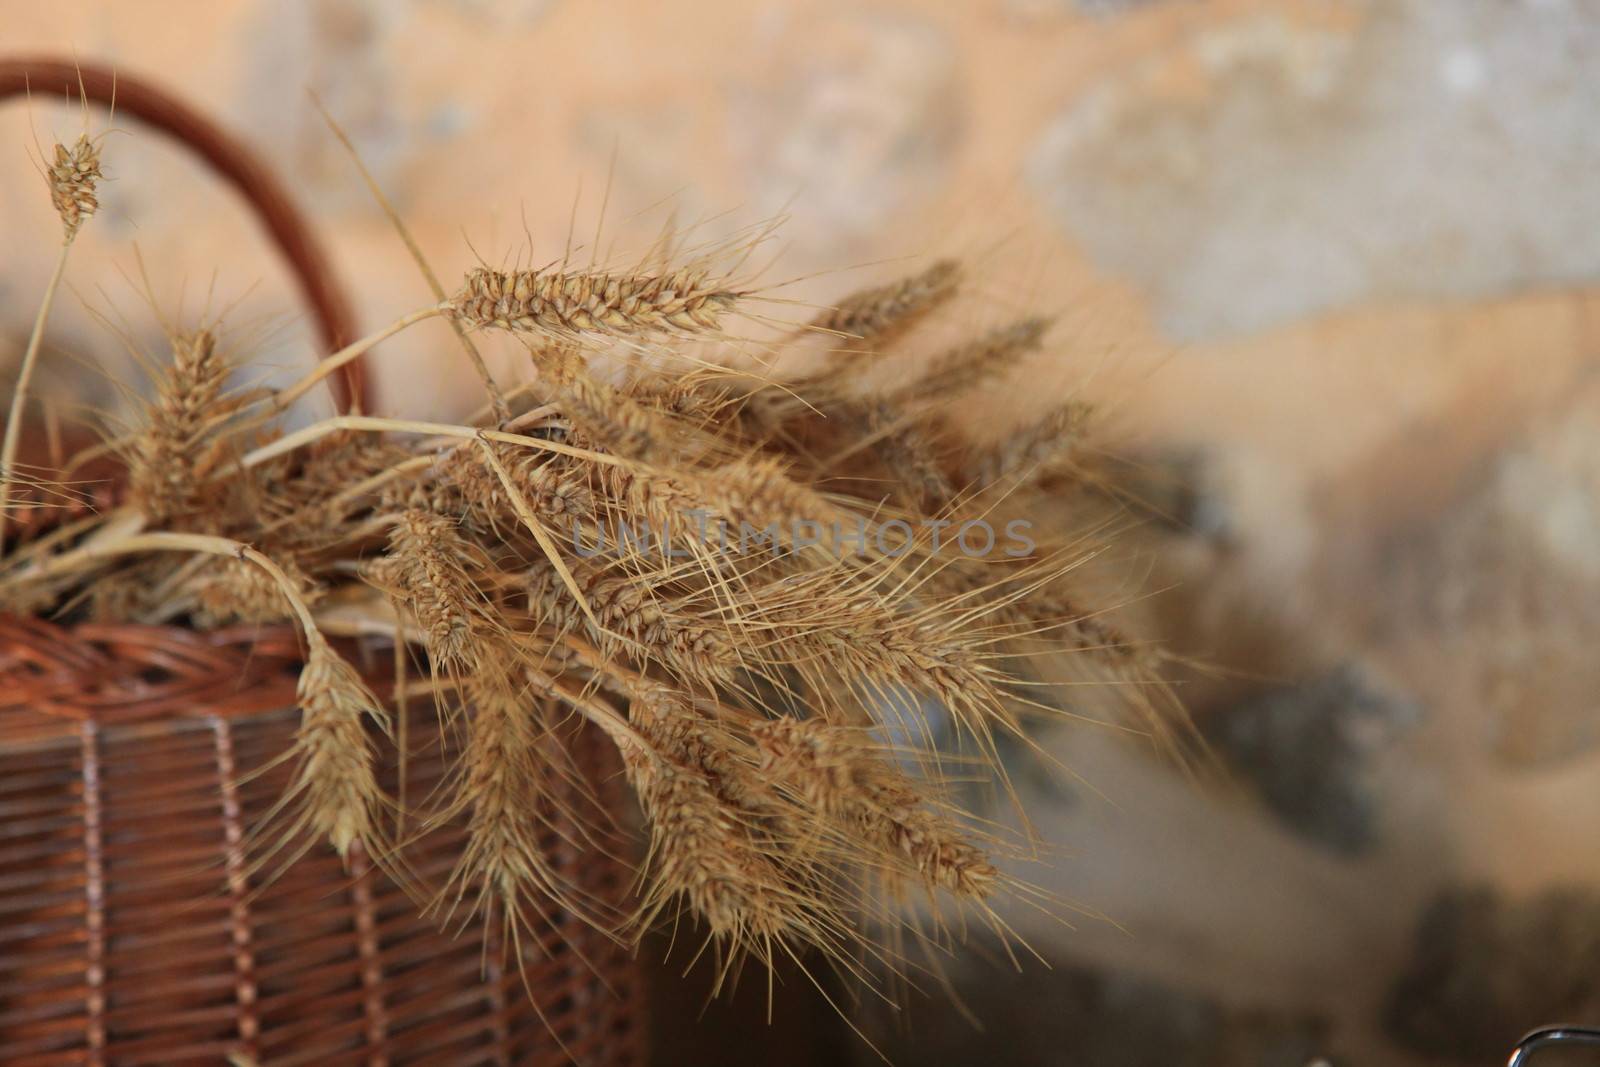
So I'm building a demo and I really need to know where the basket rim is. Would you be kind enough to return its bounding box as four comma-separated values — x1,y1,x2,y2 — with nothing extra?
0,613,383,732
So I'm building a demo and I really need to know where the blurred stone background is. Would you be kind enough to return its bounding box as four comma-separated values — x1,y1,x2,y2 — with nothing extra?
2,0,1599,1064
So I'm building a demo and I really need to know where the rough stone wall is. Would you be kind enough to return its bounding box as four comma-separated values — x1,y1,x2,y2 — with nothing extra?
2,2,1598,1064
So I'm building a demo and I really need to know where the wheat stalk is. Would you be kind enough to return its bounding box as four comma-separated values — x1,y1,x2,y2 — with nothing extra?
433,674,593,936
447,265,743,341
289,633,389,860
810,259,961,345
126,329,232,522
964,401,1097,496
888,316,1052,405
372,508,485,672
754,717,998,899
311,94,511,423
0,136,102,555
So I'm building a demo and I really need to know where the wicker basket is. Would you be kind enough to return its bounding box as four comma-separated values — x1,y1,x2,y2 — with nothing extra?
0,59,642,1066
0,618,641,1066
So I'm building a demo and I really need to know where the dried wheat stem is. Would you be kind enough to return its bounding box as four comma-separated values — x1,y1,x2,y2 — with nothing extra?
202,306,444,462
0,508,108,579
474,435,600,628
810,260,960,345
260,304,443,418
534,667,644,751
312,96,510,423
0,241,73,556
494,401,559,435
238,414,623,471
261,455,434,538
194,554,324,628
18,531,319,634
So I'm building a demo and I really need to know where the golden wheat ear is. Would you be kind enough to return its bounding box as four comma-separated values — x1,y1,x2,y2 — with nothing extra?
970,401,1096,492
191,554,324,628
430,678,599,933
617,695,829,959
809,259,961,348
538,346,672,461
445,264,746,343
888,315,1053,406
122,328,233,524
753,717,1000,901
372,507,487,675
286,634,391,861
47,132,103,240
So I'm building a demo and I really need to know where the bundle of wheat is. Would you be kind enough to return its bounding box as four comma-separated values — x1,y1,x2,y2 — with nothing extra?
0,56,1185,1062
0,59,639,1067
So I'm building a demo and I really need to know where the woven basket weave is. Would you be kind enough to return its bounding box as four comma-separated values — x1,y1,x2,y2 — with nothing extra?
0,617,641,1066
0,58,643,1066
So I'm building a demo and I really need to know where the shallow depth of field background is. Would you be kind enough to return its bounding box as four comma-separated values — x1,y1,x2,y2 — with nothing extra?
3,1,1598,1064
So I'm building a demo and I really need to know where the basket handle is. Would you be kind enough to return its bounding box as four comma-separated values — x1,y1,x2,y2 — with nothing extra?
0,56,368,414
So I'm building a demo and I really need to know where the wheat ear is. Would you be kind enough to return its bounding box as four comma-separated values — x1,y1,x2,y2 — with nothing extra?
754,717,998,899
381,509,477,656
973,401,1096,490
446,266,743,341
810,259,960,345
291,632,388,859
126,329,232,523
48,134,104,239
2,135,105,554
435,677,590,936
889,316,1052,405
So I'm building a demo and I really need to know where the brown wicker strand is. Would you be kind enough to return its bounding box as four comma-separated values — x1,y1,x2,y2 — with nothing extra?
347,842,391,1067
81,723,107,1067
484,913,514,1067
213,719,261,1061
